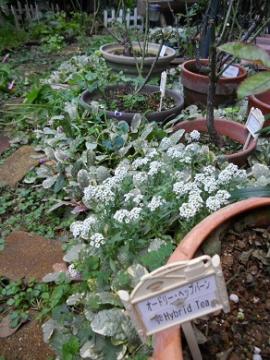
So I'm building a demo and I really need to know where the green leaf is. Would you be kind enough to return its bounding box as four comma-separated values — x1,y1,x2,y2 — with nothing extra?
219,42,270,67
230,186,270,201
62,336,80,360
91,309,127,338
140,244,174,271
237,71,270,98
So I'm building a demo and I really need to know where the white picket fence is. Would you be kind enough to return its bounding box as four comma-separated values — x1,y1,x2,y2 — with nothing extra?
0,1,60,29
103,8,143,29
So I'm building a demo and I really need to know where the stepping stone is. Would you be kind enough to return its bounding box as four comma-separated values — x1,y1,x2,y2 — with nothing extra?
0,231,64,281
0,134,10,155
0,316,54,360
0,145,39,187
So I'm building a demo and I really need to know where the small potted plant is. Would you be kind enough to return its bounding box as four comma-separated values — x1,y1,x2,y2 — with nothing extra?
100,2,176,76
174,0,270,165
220,41,270,128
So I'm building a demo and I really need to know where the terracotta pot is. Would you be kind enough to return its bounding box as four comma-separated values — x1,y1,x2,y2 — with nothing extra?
152,197,270,360
248,89,270,127
173,118,257,166
100,42,176,76
80,84,184,124
181,59,247,107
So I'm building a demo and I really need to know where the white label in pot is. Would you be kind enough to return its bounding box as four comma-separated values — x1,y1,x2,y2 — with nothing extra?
118,255,230,341
246,107,265,138
222,65,239,78
160,45,167,57
160,71,167,97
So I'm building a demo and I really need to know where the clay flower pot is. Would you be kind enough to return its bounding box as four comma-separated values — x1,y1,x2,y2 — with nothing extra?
248,89,270,127
173,118,257,167
100,42,176,76
152,197,270,360
181,59,247,107
80,84,184,124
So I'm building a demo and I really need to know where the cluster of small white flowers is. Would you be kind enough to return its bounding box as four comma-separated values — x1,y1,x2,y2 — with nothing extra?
147,196,166,212
124,189,144,205
113,207,142,224
132,157,149,170
203,176,219,193
188,191,203,209
173,181,198,196
206,190,231,211
179,202,198,219
83,184,115,204
70,215,97,239
190,130,200,141
114,165,129,181
218,163,247,184
202,165,216,175
167,147,183,159
159,137,173,150
148,161,164,176
146,148,158,159
90,233,105,248
70,221,84,238
133,172,148,186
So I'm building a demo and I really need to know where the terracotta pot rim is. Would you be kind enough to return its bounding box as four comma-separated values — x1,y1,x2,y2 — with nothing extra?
152,197,270,360
249,90,270,111
174,117,257,161
182,59,247,82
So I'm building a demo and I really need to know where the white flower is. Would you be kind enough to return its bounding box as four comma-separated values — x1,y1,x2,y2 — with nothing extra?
133,172,148,186
173,181,199,196
80,216,97,239
147,196,166,212
203,176,218,193
68,264,81,280
90,233,105,248
148,161,164,176
167,146,184,159
124,189,144,205
188,192,203,210
70,221,84,238
132,157,149,170
113,207,142,224
206,190,230,211
190,130,200,141
179,202,198,219
83,184,115,204
203,165,216,175
217,163,245,184
146,148,158,159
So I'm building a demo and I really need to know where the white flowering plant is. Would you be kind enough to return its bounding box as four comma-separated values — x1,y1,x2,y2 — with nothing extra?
42,125,258,359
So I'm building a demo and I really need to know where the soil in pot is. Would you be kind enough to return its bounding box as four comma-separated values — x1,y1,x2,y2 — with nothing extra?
190,222,270,359
97,85,176,113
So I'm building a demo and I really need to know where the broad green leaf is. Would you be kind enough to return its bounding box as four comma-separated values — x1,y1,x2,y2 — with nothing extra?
229,186,270,201
237,71,270,98
219,42,270,67
91,309,127,338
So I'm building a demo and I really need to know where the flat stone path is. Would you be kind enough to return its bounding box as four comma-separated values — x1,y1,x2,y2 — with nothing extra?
0,316,54,360
0,145,39,187
0,134,10,155
0,231,64,281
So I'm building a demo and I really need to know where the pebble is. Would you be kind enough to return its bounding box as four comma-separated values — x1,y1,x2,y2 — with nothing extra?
229,294,239,303
254,347,261,354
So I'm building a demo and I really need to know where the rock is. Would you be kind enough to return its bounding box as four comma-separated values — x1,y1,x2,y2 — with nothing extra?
0,134,10,155
229,294,239,303
0,314,26,338
0,146,39,187
0,231,63,281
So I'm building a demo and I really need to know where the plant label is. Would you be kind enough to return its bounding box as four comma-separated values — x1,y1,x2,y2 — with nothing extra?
246,107,265,138
160,45,167,57
222,65,239,78
160,71,167,97
118,255,230,342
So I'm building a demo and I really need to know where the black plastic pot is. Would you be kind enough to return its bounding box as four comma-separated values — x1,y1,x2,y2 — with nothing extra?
80,84,184,124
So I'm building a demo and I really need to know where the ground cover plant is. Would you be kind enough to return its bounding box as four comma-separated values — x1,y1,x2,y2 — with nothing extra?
1,3,270,359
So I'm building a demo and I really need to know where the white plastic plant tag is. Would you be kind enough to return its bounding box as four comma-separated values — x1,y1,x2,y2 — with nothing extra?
118,255,230,342
222,65,239,78
246,107,265,138
160,45,167,57
160,71,167,97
